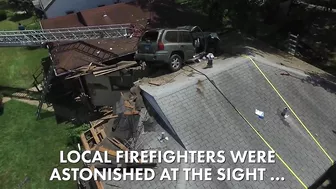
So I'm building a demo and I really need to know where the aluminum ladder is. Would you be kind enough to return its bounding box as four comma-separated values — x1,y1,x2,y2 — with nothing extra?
0,24,134,47
36,60,54,120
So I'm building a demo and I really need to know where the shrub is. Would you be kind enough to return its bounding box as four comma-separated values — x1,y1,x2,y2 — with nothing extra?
0,10,7,21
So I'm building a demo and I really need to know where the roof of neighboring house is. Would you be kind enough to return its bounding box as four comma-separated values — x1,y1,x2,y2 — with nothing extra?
40,13,84,28
80,3,149,26
32,0,55,10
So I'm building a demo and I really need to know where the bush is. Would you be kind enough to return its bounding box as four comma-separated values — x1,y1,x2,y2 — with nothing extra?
0,10,7,21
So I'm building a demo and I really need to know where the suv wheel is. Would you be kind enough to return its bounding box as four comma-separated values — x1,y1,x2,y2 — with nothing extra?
169,54,182,72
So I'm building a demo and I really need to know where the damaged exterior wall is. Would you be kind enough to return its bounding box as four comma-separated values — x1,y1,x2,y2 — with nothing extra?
85,74,119,106
84,71,135,107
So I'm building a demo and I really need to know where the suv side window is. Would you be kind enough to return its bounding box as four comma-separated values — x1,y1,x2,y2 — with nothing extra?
164,31,178,43
179,31,193,43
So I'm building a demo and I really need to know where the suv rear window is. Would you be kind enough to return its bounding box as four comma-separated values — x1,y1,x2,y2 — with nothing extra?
141,31,159,42
164,31,178,43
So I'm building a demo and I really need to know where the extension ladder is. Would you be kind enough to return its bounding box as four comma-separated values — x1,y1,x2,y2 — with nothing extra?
0,24,135,47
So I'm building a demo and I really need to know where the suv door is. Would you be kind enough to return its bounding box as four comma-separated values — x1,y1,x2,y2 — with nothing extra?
162,30,179,55
178,31,195,60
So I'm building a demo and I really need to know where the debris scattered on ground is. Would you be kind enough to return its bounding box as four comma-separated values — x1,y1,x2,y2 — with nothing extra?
281,107,289,118
196,79,205,94
280,71,290,76
158,132,169,142
255,109,265,119
80,123,107,150
148,80,164,86
66,61,139,79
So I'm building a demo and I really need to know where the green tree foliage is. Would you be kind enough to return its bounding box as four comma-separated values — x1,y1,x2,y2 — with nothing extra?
0,10,7,21
189,0,265,33
8,0,35,14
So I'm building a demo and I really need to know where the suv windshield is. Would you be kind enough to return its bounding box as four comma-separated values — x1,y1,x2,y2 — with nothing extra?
141,31,159,42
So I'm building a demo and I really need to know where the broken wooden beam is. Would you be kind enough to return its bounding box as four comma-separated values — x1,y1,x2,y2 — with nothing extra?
80,133,91,151
148,80,162,86
108,137,129,151
96,146,118,157
93,62,138,76
90,165,104,189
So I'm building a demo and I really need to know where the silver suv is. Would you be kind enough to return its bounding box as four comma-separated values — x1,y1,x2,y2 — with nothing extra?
134,26,208,72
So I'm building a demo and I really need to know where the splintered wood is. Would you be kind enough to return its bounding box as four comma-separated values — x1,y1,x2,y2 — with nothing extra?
108,137,129,151
196,79,205,94
80,124,106,151
94,62,138,76
90,165,104,189
122,93,139,116
66,61,139,79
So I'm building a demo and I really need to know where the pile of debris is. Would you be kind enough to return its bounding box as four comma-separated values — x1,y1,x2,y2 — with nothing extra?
78,86,153,188
65,61,144,80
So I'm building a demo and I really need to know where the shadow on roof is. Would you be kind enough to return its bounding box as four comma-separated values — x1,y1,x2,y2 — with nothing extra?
141,90,186,149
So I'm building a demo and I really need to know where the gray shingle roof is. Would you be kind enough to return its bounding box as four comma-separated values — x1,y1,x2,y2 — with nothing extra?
121,56,336,189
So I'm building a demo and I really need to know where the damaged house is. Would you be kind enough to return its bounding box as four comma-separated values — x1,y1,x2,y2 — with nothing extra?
39,3,151,122
36,0,215,123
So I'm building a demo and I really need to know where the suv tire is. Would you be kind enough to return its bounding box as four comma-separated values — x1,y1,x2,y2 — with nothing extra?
169,54,183,72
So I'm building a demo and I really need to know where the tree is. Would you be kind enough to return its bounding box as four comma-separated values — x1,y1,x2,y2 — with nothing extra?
8,0,35,14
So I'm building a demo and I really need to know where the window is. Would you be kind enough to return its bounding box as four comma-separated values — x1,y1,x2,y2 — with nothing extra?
164,31,178,43
179,31,192,43
141,31,159,42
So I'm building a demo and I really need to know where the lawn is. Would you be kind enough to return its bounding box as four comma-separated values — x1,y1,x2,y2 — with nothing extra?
0,47,47,89
0,1,47,90
0,100,80,189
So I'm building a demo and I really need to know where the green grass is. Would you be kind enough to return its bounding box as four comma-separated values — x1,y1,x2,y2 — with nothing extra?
0,47,48,89
0,100,80,189
0,0,40,30
0,0,46,90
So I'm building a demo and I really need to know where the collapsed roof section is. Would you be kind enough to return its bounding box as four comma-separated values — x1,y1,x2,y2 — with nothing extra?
41,3,150,76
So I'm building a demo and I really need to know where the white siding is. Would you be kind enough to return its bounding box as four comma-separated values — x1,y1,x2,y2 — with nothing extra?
45,0,135,18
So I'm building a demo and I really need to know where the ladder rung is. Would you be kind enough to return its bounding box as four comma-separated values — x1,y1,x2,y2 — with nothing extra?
0,23,135,46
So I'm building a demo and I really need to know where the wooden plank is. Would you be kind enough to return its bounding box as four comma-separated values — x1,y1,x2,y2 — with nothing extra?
90,119,105,128
124,110,139,115
99,129,107,139
101,114,118,120
96,146,117,157
80,133,91,151
102,109,113,115
92,64,118,72
108,137,129,151
90,128,101,144
124,100,134,109
90,166,104,189
148,80,163,86
93,62,138,76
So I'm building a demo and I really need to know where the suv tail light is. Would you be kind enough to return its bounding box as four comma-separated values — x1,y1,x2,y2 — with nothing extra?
158,41,164,51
